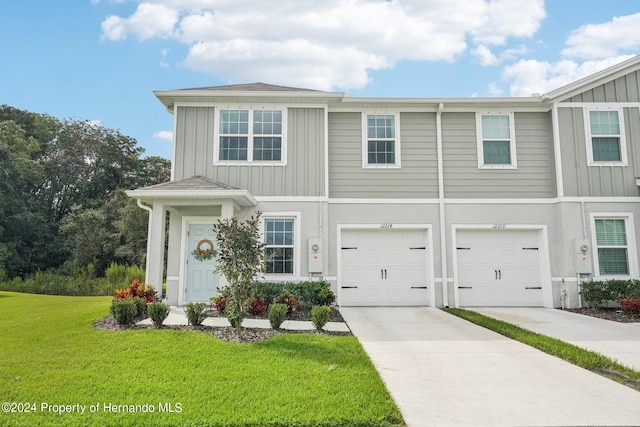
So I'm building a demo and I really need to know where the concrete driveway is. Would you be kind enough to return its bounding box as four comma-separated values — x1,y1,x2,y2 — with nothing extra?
340,307,640,427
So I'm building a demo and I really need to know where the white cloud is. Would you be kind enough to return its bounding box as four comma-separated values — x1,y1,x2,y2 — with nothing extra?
472,45,499,66
562,13,640,59
100,0,547,90
153,130,173,141
502,55,636,97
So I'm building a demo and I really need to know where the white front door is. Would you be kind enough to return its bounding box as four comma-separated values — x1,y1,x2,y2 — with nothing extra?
340,229,430,306
186,223,219,302
456,229,543,306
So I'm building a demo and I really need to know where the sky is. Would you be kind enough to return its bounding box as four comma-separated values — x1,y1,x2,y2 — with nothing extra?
2,1,640,160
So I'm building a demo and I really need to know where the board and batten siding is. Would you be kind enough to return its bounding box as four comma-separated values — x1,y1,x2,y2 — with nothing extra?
328,112,438,198
173,106,326,197
557,106,640,197
442,112,555,198
564,70,640,102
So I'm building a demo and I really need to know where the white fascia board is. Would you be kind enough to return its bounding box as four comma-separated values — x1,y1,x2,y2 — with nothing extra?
125,190,258,207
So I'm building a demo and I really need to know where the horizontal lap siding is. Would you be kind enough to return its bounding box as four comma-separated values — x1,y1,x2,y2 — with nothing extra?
442,112,555,198
329,112,438,198
558,107,640,196
174,107,325,196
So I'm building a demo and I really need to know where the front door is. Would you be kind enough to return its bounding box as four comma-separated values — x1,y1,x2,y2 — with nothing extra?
186,223,219,302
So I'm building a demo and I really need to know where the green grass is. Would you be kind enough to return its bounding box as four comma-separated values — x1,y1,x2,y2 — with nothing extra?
444,308,640,391
0,292,403,426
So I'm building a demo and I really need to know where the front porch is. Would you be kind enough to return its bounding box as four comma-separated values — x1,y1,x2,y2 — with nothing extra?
126,176,258,305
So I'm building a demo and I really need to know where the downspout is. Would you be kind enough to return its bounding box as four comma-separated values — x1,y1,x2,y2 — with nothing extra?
436,103,449,307
136,199,154,289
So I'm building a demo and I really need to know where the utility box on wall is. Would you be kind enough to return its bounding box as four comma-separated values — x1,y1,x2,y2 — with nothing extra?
574,238,592,274
308,237,323,273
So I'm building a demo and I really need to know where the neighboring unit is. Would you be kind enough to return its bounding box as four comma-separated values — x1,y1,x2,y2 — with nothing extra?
127,58,640,308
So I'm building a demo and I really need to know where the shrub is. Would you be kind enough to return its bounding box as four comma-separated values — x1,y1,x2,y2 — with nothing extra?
311,305,331,330
252,282,284,304
581,279,640,307
211,295,226,313
286,281,335,308
185,302,208,326
148,302,170,328
110,297,137,325
114,279,156,303
126,264,146,283
268,303,288,329
621,298,640,316
132,297,147,318
105,262,127,288
248,296,267,315
276,291,298,312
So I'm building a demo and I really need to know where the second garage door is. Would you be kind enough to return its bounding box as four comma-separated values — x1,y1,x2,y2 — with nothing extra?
340,229,430,306
456,229,543,307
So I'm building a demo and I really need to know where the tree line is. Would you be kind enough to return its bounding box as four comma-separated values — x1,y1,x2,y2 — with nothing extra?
0,105,170,279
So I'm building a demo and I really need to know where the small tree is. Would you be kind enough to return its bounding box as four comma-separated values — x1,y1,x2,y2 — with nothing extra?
212,212,266,333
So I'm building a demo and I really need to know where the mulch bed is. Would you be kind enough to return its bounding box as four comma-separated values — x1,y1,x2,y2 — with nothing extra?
93,306,350,344
564,307,640,323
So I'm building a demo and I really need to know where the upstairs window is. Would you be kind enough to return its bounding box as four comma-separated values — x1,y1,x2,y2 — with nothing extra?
594,218,629,275
476,113,517,169
216,108,286,163
586,109,627,166
362,113,400,168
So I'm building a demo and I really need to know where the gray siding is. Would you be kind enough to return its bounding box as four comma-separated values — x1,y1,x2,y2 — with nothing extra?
174,106,325,197
442,112,555,198
565,70,640,102
558,107,640,197
328,112,438,198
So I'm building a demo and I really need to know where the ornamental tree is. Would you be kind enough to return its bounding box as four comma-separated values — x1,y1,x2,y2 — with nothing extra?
212,212,266,333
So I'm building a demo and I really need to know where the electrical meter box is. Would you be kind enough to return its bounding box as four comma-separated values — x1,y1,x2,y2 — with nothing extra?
308,237,323,273
574,238,592,274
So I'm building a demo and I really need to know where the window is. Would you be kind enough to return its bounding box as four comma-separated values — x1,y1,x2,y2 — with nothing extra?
362,113,400,167
476,113,517,169
594,218,629,275
585,108,627,166
264,218,295,274
216,108,285,163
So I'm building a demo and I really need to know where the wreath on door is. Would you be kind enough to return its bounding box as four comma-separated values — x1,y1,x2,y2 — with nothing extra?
192,239,216,261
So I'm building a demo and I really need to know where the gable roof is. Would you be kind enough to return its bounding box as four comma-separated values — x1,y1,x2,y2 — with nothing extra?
543,55,640,102
126,176,257,207
181,82,321,92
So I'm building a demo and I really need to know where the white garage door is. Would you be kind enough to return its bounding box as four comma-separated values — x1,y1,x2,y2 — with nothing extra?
340,229,429,306
456,229,543,307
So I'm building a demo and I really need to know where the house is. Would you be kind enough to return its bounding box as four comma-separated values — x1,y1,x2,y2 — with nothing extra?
127,56,640,309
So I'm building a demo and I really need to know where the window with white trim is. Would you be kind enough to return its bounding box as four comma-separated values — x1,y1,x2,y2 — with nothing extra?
264,218,295,274
585,108,627,166
476,113,517,169
594,218,629,275
216,108,286,163
362,113,400,168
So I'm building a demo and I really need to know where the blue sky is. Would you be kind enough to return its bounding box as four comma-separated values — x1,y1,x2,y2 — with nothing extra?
2,1,640,160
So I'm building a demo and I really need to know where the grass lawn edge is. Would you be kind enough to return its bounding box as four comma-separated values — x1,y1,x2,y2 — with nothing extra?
442,308,640,392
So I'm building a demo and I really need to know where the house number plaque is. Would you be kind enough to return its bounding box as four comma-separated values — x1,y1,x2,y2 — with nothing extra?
380,223,393,229
492,223,506,229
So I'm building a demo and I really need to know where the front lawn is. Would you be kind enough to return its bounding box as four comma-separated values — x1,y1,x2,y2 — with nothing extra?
0,292,403,426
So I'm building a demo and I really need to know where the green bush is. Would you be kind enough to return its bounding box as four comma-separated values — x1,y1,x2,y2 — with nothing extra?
185,302,208,326
311,305,331,330
132,296,146,318
148,302,170,328
276,291,298,312
252,282,284,304
110,297,137,325
286,281,335,308
268,303,288,329
581,279,640,307
105,262,127,288
126,264,145,283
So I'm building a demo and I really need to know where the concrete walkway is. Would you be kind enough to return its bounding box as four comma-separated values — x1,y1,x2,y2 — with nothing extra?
473,307,640,371
136,307,350,332
340,307,640,427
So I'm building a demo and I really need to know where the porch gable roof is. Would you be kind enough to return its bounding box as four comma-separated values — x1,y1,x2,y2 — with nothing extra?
126,176,258,207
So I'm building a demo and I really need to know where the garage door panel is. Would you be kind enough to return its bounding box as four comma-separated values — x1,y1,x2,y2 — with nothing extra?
340,229,429,306
456,229,543,307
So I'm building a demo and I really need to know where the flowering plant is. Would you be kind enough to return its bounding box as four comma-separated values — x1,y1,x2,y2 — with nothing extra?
621,298,640,315
114,279,156,303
